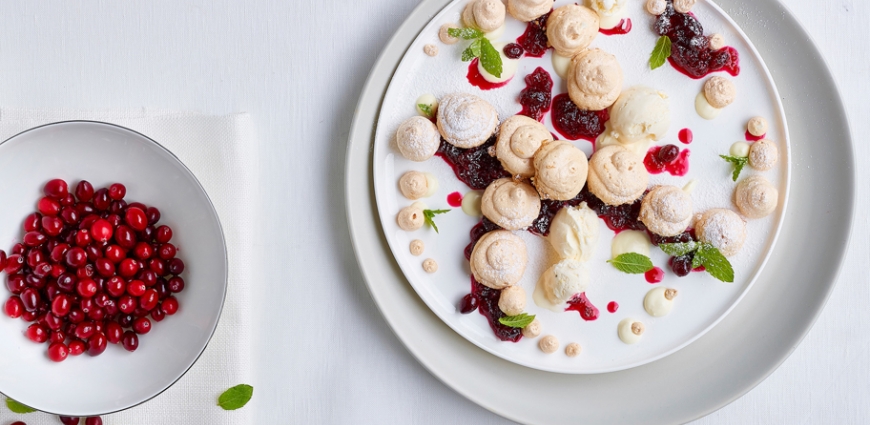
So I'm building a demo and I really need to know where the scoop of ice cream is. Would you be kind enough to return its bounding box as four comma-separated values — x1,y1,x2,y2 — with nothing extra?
608,86,670,144
437,93,499,149
470,230,528,289
567,48,623,111
734,175,778,219
694,208,746,257
462,0,506,32
506,0,554,22
703,76,736,109
640,185,693,237
748,139,778,171
587,145,648,206
396,116,440,162
532,140,589,200
539,259,589,306
498,285,527,316
495,115,551,178
747,116,768,137
481,178,542,230
589,0,627,29
547,202,599,262
546,5,599,57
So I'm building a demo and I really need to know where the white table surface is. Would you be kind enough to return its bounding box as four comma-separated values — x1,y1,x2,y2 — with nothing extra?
0,0,864,423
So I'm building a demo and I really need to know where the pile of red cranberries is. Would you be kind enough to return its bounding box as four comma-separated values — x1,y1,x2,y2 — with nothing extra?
2,179,184,362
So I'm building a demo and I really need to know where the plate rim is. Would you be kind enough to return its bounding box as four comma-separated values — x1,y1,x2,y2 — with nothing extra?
0,120,229,417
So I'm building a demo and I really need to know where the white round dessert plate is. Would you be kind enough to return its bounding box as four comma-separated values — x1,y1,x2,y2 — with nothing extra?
347,0,853,422
372,0,789,373
0,121,228,416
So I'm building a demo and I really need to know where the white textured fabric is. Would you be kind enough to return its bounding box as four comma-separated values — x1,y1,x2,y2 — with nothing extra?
0,109,256,424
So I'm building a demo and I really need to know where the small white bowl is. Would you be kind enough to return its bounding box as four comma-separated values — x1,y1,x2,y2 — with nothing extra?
0,121,227,416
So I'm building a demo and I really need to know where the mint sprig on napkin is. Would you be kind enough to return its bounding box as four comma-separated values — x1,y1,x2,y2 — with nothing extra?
218,384,254,411
5,398,36,414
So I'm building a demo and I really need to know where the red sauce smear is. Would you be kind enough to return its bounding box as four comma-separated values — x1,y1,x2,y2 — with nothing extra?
607,301,619,313
654,2,739,78
518,67,553,122
550,93,609,144
745,130,766,141
517,12,550,57
678,128,693,144
645,267,664,284
566,293,599,321
466,58,511,91
599,18,632,36
447,192,463,208
644,146,690,176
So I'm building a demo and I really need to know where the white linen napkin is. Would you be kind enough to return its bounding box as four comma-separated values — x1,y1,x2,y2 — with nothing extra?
0,109,256,424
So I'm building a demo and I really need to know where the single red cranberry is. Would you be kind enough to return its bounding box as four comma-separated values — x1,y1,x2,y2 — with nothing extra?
124,207,147,231
60,416,81,425
105,321,123,344
149,258,167,276
56,273,75,292
33,262,53,279
155,281,170,300
76,264,95,279
12,243,25,255
155,225,172,243
80,298,96,314
115,224,137,249
74,322,96,339
21,310,37,321
51,243,70,263
140,225,155,241
90,218,113,243
118,258,140,278
45,283,62,300
10,421,27,425
158,243,177,260
104,244,126,263
162,296,179,315
122,331,139,352
87,307,106,321
669,254,693,277
133,317,152,334
41,216,64,237
38,196,61,216
75,180,95,201
60,193,76,206
47,342,69,362
25,274,46,290
50,330,66,344
64,247,87,268
4,296,23,318
94,292,110,307
137,269,157,287
93,188,111,211
50,264,65,278
79,214,99,230
23,212,42,231
85,245,102,262
51,294,72,317
105,276,126,297
76,278,98,298
146,207,161,225
68,309,85,324
658,144,680,163
94,258,115,277
103,299,118,316
6,274,25,294
75,229,92,247
168,258,185,275
139,289,159,311
503,42,524,59
20,287,41,311
133,242,153,260
127,280,146,297
167,276,185,293
26,323,49,343
105,213,121,228
26,249,44,268
108,183,126,200
60,207,80,225
23,231,47,247
45,313,63,330
87,332,108,356
109,200,127,215
44,179,69,199
75,202,96,215
118,295,137,314
68,340,86,356
151,307,165,322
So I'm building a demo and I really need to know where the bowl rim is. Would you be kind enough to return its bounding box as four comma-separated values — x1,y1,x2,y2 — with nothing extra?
0,119,229,417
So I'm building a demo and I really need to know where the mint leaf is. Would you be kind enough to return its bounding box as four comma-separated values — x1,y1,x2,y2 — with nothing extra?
691,253,703,269
649,36,672,70
607,253,654,274
696,246,734,283
6,398,36,414
417,103,433,118
448,27,484,40
498,313,536,328
218,384,254,411
461,39,483,62
478,37,503,78
423,209,450,233
659,241,701,257
720,155,749,181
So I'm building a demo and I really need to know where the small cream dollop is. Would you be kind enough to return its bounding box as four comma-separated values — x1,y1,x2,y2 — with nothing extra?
673,0,696,13
748,116,768,137
709,33,725,51
565,342,582,357
409,240,425,256
539,335,560,353
547,202,599,262
397,206,425,231
551,53,571,79
396,116,441,161
734,175,779,218
424,44,438,57
644,287,677,317
704,76,736,109
415,94,439,119
498,285,527,316
682,179,699,194
611,230,651,259
618,318,644,344
730,141,750,158
522,318,542,338
423,258,438,273
749,139,778,171
695,92,722,120
589,0,627,30
646,0,666,15
398,171,438,200
461,190,483,217
439,23,460,44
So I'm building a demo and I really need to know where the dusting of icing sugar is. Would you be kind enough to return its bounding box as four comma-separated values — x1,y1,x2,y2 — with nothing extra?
438,93,499,147
397,117,440,160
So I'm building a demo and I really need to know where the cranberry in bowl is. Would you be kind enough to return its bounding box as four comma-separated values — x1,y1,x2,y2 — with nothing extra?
0,121,227,417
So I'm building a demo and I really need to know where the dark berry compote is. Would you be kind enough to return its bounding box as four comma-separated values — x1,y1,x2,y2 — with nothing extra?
551,94,609,143
653,0,739,78
518,67,553,122
529,187,647,236
436,136,510,191
516,12,550,57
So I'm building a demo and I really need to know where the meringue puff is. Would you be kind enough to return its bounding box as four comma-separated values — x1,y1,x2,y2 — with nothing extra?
462,0,506,33
396,116,441,162
639,185,693,237
694,208,746,257
703,76,736,109
436,92,499,149
587,145,648,206
470,230,529,289
546,5,599,57
495,115,551,178
734,175,778,219
481,178,542,230
506,0,554,22
532,140,589,201
748,139,778,171
567,48,623,111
